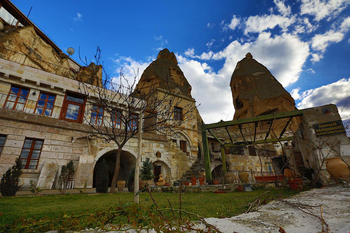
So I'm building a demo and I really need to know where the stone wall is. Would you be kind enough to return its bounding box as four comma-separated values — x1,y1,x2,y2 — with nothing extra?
293,104,350,184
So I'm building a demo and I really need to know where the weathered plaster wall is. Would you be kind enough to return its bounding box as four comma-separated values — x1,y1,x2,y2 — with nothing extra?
293,104,350,184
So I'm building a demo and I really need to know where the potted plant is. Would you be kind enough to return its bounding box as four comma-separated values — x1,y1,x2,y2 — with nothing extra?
287,177,303,191
140,158,154,186
191,176,197,185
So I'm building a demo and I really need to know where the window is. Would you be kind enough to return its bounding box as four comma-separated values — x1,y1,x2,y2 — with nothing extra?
4,86,29,111
35,93,56,116
174,106,183,120
19,138,44,169
0,135,6,154
90,105,104,125
128,114,138,131
111,110,122,129
61,93,86,123
180,140,187,153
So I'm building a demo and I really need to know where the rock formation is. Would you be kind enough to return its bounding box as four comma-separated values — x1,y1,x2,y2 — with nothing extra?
230,53,296,120
135,48,192,97
0,25,101,85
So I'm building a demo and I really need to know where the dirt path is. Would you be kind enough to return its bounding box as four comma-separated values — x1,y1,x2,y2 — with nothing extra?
205,185,350,233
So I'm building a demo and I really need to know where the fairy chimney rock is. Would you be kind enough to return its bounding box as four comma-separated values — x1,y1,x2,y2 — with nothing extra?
136,48,192,97
230,53,296,120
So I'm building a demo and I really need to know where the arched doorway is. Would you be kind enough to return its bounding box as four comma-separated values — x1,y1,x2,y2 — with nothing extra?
93,150,136,187
211,164,227,183
153,160,171,183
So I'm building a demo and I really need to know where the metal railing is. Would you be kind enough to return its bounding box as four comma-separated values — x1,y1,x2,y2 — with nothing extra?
0,47,78,79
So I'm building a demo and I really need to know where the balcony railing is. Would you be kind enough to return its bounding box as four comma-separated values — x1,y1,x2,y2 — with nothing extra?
0,92,62,119
0,47,78,79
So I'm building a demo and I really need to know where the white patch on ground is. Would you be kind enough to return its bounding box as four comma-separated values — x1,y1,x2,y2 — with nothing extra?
204,185,350,233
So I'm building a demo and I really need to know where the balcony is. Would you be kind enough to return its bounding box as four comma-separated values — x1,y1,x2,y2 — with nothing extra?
0,92,62,119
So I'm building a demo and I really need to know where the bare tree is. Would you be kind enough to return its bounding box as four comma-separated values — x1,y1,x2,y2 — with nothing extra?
78,48,196,195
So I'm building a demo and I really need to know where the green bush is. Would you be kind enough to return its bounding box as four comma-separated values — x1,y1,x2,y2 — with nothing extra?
58,160,75,195
127,167,135,192
140,158,154,180
0,158,22,196
95,159,109,193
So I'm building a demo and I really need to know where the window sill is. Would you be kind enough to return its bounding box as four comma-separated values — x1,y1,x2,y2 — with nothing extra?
22,169,40,174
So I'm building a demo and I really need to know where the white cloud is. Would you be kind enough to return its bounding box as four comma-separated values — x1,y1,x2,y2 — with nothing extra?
274,0,292,16
206,39,215,48
112,56,152,88
291,88,301,100
73,12,83,22
340,16,350,32
244,14,295,34
300,0,350,21
297,78,350,120
207,22,215,29
311,30,344,52
202,32,309,87
226,15,241,30
177,56,234,123
310,53,323,62
306,68,316,74
184,48,195,57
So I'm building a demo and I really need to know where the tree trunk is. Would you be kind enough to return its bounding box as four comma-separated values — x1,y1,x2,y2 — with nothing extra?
110,148,121,193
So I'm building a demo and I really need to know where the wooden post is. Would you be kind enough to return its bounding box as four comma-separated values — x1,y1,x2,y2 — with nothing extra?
221,147,227,173
201,125,212,181
134,113,143,203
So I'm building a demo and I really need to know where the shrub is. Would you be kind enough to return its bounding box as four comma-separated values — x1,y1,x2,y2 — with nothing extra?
140,158,154,180
127,167,135,192
58,160,75,195
0,158,22,196
95,159,109,193
29,180,42,195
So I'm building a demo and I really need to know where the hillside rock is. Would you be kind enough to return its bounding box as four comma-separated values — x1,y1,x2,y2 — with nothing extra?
230,53,296,120
135,48,192,97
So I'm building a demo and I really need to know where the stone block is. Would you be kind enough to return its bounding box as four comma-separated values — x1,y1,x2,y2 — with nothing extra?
4,139,23,148
50,134,71,142
0,127,18,135
0,154,17,164
7,135,25,141
37,162,58,189
2,147,21,156
73,147,84,154
51,145,72,153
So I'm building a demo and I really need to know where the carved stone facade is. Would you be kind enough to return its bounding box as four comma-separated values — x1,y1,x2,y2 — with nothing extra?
0,3,201,190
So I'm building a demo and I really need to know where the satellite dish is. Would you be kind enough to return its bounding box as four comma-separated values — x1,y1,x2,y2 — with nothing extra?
67,47,75,56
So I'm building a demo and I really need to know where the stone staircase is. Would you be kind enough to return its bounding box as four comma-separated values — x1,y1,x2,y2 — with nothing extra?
180,157,205,181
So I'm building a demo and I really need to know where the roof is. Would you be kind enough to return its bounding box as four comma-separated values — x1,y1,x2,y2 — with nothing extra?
0,0,61,53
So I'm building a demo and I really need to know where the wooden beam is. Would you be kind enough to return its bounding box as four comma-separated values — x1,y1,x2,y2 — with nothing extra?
225,126,234,144
254,122,257,142
208,129,224,145
204,110,303,130
221,147,227,173
264,119,274,140
279,117,293,139
238,124,248,144
223,136,294,147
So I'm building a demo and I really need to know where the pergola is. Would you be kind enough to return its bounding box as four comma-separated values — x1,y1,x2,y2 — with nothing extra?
201,110,304,180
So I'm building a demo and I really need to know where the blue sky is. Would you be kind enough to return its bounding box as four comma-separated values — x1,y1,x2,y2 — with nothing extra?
9,0,350,124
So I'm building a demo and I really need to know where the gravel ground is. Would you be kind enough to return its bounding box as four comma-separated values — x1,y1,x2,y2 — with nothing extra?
205,185,350,233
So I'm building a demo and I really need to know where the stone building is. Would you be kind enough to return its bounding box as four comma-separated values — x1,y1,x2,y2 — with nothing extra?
0,1,202,190
203,53,350,185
